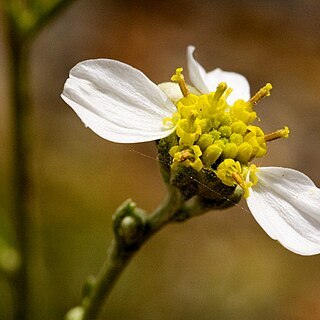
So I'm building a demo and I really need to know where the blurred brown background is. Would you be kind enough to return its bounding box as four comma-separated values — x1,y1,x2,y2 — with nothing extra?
1,0,320,319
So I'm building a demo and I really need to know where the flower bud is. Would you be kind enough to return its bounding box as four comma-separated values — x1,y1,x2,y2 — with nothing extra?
222,143,238,159
202,144,222,166
237,142,253,163
229,133,243,146
231,121,247,135
196,134,213,151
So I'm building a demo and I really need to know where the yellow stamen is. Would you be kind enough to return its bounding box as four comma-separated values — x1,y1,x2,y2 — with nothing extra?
171,67,189,97
179,150,192,162
232,172,246,190
213,82,227,102
264,126,290,142
249,83,272,106
187,111,197,129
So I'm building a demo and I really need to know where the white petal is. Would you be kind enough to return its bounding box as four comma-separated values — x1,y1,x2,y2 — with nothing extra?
158,82,183,103
205,68,250,104
62,59,176,143
187,46,210,94
187,46,251,104
246,167,320,255
158,82,201,104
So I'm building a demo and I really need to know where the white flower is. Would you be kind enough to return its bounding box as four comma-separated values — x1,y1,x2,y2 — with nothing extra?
61,48,320,255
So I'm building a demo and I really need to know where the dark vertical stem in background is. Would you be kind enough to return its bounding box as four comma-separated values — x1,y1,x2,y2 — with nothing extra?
3,1,77,319
6,20,31,320
3,2,76,318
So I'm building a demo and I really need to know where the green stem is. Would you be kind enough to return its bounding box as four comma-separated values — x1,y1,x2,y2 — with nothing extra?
67,187,242,320
26,0,77,41
6,20,31,320
3,1,77,319
81,240,133,320
79,189,184,320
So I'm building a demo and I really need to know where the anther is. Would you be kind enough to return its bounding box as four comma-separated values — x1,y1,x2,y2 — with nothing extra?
171,67,190,97
249,83,272,106
264,126,290,142
179,150,192,162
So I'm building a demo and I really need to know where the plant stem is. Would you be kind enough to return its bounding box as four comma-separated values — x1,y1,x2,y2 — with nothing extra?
26,0,77,41
80,189,184,320
6,20,31,320
81,240,133,320
3,1,77,319
69,186,242,320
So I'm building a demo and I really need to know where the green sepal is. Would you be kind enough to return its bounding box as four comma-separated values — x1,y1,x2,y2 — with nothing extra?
156,133,178,183
170,165,200,200
197,166,238,201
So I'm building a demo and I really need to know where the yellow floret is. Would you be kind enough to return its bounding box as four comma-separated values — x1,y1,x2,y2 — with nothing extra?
231,100,257,124
196,134,214,151
169,145,203,171
202,144,223,166
236,142,253,163
231,121,247,135
222,143,238,159
215,159,242,187
176,113,202,146
229,133,243,146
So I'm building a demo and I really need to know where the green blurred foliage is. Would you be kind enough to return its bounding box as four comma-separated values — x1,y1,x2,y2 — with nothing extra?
1,0,320,319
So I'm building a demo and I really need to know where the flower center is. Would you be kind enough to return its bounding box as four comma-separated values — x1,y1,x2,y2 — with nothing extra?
164,68,289,196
